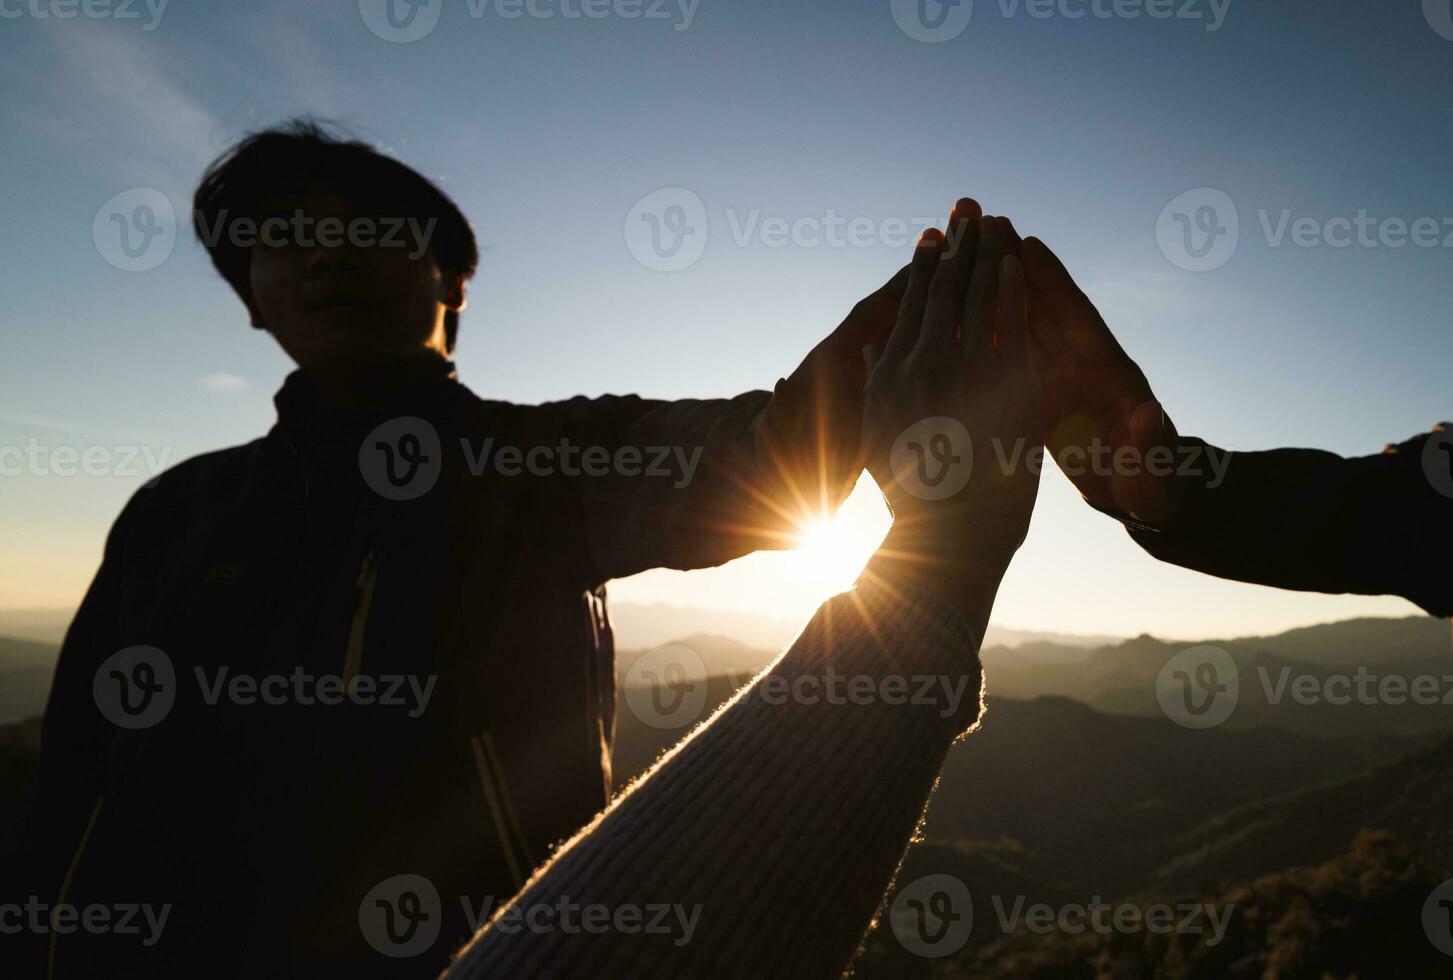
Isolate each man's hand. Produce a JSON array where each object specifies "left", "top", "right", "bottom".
[
  {"left": 1017, "top": 233, "right": 1184, "bottom": 523},
  {"left": 860, "top": 207, "right": 1043, "bottom": 618},
  {"left": 753, "top": 206, "right": 970, "bottom": 527}
]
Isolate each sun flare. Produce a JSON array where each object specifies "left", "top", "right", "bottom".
[{"left": 790, "top": 515, "right": 878, "bottom": 591}]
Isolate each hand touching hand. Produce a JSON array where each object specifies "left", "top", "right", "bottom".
[
  {"left": 752, "top": 262, "right": 917, "bottom": 523},
  {"left": 1018, "top": 235, "right": 1184, "bottom": 523},
  {"left": 860, "top": 205, "right": 1043, "bottom": 616}
]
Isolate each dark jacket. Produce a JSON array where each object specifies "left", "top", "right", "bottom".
[
  {"left": 2, "top": 358, "right": 808, "bottom": 978},
  {"left": 1119, "top": 428, "right": 1453, "bottom": 618}
]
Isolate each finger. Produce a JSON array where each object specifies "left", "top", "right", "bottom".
[
  {"left": 993, "top": 253, "right": 1030, "bottom": 366},
  {"left": 1001, "top": 215, "right": 1024, "bottom": 255},
  {"left": 950, "top": 196, "right": 982, "bottom": 226},
  {"left": 835, "top": 262, "right": 913, "bottom": 350},
  {"left": 917, "top": 215, "right": 978, "bottom": 350},
  {"left": 880, "top": 228, "right": 946, "bottom": 367},
  {"left": 962, "top": 216, "right": 1006, "bottom": 355}
]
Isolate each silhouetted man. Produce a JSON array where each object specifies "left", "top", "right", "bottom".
[{"left": 0, "top": 121, "right": 910, "bottom": 978}]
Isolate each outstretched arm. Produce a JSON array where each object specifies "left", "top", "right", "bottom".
[
  {"left": 1018, "top": 232, "right": 1453, "bottom": 617},
  {"left": 445, "top": 203, "right": 1043, "bottom": 979},
  {"left": 549, "top": 264, "right": 914, "bottom": 584}
]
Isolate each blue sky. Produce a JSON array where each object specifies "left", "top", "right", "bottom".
[{"left": 2, "top": 0, "right": 1450, "bottom": 638}]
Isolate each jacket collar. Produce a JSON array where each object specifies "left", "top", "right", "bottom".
[{"left": 271, "top": 356, "right": 461, "bottom": 458}]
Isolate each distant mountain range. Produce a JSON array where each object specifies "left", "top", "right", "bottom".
[
  {"left": 0, "top": 608, "right": 71, "bottom": 645},
  {"left": 0, "top": 636, "right": 59, "bottom": 726},
  {"left": 990, "top": 616, "right": 1453, "bottom": 738},
  {"left": 603, "top": 602, "right": 1123, "bottom": 654},
  {"left": 4, "top": 606, "right": 1451, "bottom": 976}
]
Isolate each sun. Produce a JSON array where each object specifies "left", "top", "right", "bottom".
[{"left": 790, "top": 514, "right": 879, "bottom": 590}]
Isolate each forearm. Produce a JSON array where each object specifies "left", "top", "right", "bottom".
[
  {"left": 1122, "top": 436, "right": 1453, "bottom": 616},
  {"left": 445, "top": 579, "right": 985, "bottom": 979},
  {"left": 573, "top": 390, "right": 804, "bottom": 580}
]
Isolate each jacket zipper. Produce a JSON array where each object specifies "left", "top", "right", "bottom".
[
  {"left": 47, "top": 795, "right": 104, "bottom": 980},
  {"left": 342, "top": 549, "right": 381, "bottom": 684},
  {"left": 470, "top": 731, "right": 535, "bottom": 891}
]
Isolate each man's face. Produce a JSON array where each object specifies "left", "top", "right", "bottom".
[{"left": 246, "top": 185, "right": 463, "bottom": 369}]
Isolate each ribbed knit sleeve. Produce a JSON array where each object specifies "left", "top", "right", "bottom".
[{"left": 444, "top": 580, "right": 984, "bottom": 979}]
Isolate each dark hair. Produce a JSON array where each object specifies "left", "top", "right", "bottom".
[{"left": 192, "top": 119, "right": 478, "bottom": 352}]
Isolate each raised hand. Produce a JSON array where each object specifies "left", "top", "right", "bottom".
[
  {"left": 1018, "top": 234, "right": 1184, "bottom": 523},
  {"left": 860, "top": 202, "right": 1043, "bottom": 619}
]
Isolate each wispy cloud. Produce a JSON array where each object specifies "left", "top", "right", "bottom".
[
  {"left": 199, "top": 372, "right": 250, "bottom": 393},
  {"left": 2, "top": 18, "right": 223, "bottom": 193}
]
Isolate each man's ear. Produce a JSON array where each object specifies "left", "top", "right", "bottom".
[{"left": 439, "top": 273, "right": 467, "bottom": 313}]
